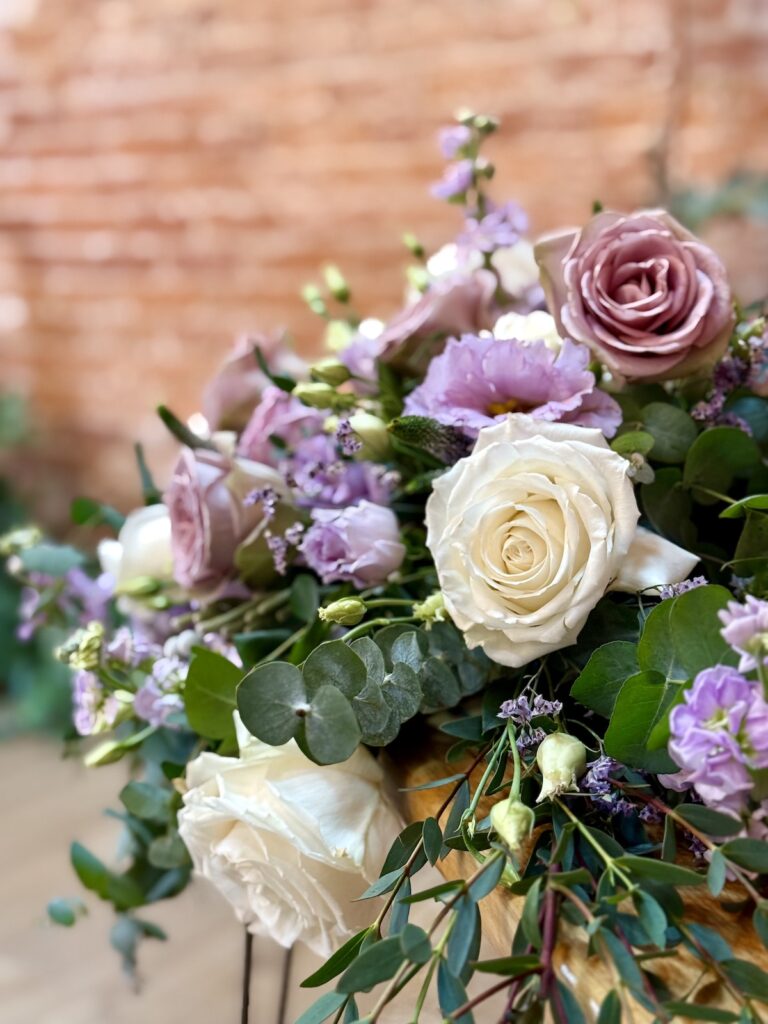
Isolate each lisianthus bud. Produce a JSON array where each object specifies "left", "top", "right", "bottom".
[
  {"left": 293, "top": 382, "right": 355, "bottom": 411},
  {"left": 311, "top": 358, "right": 351, "bottom": 387},
  {"left": 318, "top": 597, "right": 367, "bottom": 626},
  {"left": 324, "top": 319, "right": 355, "bottom": 352},
  {"left": 0, "top": 524, "right": 43, "bottom": 557},
  {"left": 55, "top": 621, "right": 105, "bottom": 671},
  {"left": 347, "top": 413, "right": 391, "bottom": 461},
  {"left": 535, "top": 733, "right": 587, "bottom": 803},
  {"left": 323, "top": 265, "right": 351, "bottom": 303},
  {"left": 413, "top": 592, "right": 447, "bottom": 628},
  {"left": 490, "top": 797, "right": 534, "bottom": 851}
]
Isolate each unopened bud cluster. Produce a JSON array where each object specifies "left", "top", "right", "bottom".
[{"left": 55, "top": 621, "right": 105, "bottom": 671}]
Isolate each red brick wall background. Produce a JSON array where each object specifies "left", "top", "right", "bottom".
[{"left": 1, "top": 0, "right": 768, "bottom": 528}]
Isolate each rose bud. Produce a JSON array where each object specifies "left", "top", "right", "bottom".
[{"left": 535, "top": 733, "right": 587, "bottom": 803}]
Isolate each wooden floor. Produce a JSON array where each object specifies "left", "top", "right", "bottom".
[{"left": 0, "top": 736, "right": 505, "bottom": 1024}]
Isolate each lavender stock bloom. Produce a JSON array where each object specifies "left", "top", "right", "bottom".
[
  {"left": 666, "top": 665, "right": 768, "bottom": 814},
  {"left": 456, "top": 201, "right": 528, "bottom": 254},
  {"left": 71, "top": 670, "right": 120, "bottom": 737},
  {"left": 439, "top": 125, "right": 473, "bottom": 159},
  {"left": 301, "top": 501, "right": 405, "bottom": 588},
  {"left": 431, "top": 160, "right": 474, "bottom": 201},
  {"left": 719, "top": 595, "right": 768, "bottom": 672},
  {"left": 404, "top": 333, "right": 622, "bottom": 439}
]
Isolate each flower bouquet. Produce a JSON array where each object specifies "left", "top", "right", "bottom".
[{"left": 7, "top": 112, "right": 768, "bottom": 1023}]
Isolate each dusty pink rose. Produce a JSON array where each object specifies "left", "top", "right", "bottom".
[
  {"left": 535, "top": 210, "right": 734, "bottom": 382},
  {"left": 377, "top": 270, "right": 498, "bottom": 376},
  {"left": 165, "top": 449, "right": 286, "bottom": 589},
  {"left": 202, "top": 333, "right": 307, "bottom": 431}
]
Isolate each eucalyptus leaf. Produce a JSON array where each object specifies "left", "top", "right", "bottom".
[
  {"left": 641, "top": 402, "right": 698, "bottom": 464},
  {"left": 237, "top": 661, "right": 307, "bottom": 745},
  {"left": 337, "top": 936, "right": 405, "bottom": 993},
  {"left": 184, "top": 648, "right": 242, "bottom": 741},
  {"left": 304, "top": 640, "right": 366, "bottom": 699},
  {"left": 304, "top": 685, "right": 361, "bottom": 764},
  {"left": 300, "top": 928, "right": 371, "bottom": 988},
  {"left": 571, "top": 641, "right": 639, "bottom": 717}
]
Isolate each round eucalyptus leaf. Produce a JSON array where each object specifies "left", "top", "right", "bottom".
[
  {"left": 350, "top": 637, "right": 387, "bottom": 685},
  {"left": 382, "top": 662, "right": 422, "bottom": 721},
  {"left": 304, "top": 640, "right": 366, "bottom": 699},
  {"left": 237, "top": 661, "right": 307, "bottom": 745},
  {"left": 641, "top": 402, "right": 698, "bottom": 464},
  {"left": 304, "top": 685, "right": 361, "bottom": 764}
]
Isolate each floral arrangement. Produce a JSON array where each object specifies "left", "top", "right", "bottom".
[{"left": 7, "top": 112, "right": 768, "bottom": 1023}]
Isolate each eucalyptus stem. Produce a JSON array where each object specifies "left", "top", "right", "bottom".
[
  {"left": 255, "top": 625, "right": 308, "bottom": 665},
  {"left": 555, "top": 799, "right": 636, "bottom": 891},
  {"left": 340, "top": 615, "right": 417, "bottom": 644}
]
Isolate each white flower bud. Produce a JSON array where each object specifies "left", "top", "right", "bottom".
[
  {"left": 490, "top": 797, "right": 534, "bottom": 851},
  {"left": 535, "top": 733, "right": 587, "bottom": 803},
  {"left": 318, "top": 598, "right": 367, "bottom": 626},
  {"left": 311, "top": 358, "right": 351, "bottom": 387},
  {"left": 412, "top": 592, "right": 447, "bottom": 628}
]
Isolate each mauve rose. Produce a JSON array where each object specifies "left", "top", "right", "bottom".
[
  {"left": 237, "top": 386, "right": 323, "bottom": 466},
  {"left": 535, "top": 210, "right": 734, "bottom": 382},
  {"left": 377, "top": 269, "right": 498, "bottom": 377},
  {"left": 165, "top": 449, "right": 286, "bottom": 589},
  {"left": 202, "top": 333, "right": 307, "bottom": 431}
]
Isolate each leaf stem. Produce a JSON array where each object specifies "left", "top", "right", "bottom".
[{"left": 340, "top": 616, "right": 417, "bottom": 644}]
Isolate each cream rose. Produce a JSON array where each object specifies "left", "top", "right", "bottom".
[
  {"left": 97, "top": 504, "right": 175, "bottom": 590},
  {"left": 425, "top": 416, "right": 699, "bottom": 667},
  {"left": 177, "top": 715, "right": 401, "bottom": 957}
]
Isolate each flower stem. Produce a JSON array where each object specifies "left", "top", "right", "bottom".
[
  {"left": 340, "top": 615, "right": 417, "bottom": 644},
  {"left": 240, "top": 929, "right": 253, "bottom": 1024}
]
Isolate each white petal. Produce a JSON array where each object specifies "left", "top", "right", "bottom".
[{"left": 612, "top": 526, "right": 699, "bottom": 594}]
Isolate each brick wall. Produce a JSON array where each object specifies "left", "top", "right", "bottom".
[{"left": 1, "top": 0, "right": 768, "bottom": 527}]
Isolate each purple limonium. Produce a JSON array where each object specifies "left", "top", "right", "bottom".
[
  {"left": 456, "top": 201, "right": 528, "bottom": 255},
  {"left": 659, "top": 575, "right": 708, "bottom": 600},
  {"left": 431, "top": 160, "right": 474, "bottom": 201},
  {"left": 286, "top": 435, "right": 394, "bottom": 509},
  {"left": 439, "top": 124, "right": 473, "bottom": 159},
  {"left": 237, "top": 386, "right": 323, "bottom": 466},
  {"left": 719, "top": 595, "right": 768, "bottom": 672},
  {"left": 404, "top": 333, "right": 622, "bottom": 439},
  {"left": 336, "top": 419, "right": 363, "bottom": 457},
  {"left": 301, "top": 501, "right": 405, "bottom": 588},
  {"left": 667, "top": 665, "right": 768, "bottom": 814},
  {"left": 498, "top": 694, "right": 563, "bottom": 724}
]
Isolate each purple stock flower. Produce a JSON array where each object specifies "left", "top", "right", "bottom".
[
  {"left": 667, "top": 665, "right": 768, "bottom": 814},
  {"left": 457, "top": 201, "right": 528, "bottom": 255},
  {"left": 719, "top": 596, "right": 768, "bottom": 672},
  {"left": 659, "top": 575, "right": 708, "bottom": 601},
  {"left": 431, "top": 160, "right": 474, "bottom": 201},
  {"left": 301, "top": 501, "right": 405, "bottom": 588},
  {"left": 237, "top": 386, "right": 323, "bottom": 465},
  {"left": 134, "top": 655, "right": 186, "bottom": 728},
  {"left": 71, "top": 670, "right": 120, "bottom": 737},
  {"left": 404, "top": 333, "right": 622, "bottom": 439},
  {"left": 439, "top": 125, "right": 472, "bottom": 159}
]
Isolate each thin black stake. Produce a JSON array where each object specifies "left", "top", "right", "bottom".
[
  {"left": 277, "top": 943, "right": 294, "bottom": 1024},
  {"left": 241, "top": 929, "right": 254, "bottom": 1024}
]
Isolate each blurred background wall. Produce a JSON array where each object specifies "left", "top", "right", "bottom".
[{"left": 1, "top": 0, "right": 768, "bottom": 530}]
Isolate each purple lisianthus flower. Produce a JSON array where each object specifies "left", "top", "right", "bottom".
[
  {"left": 237, "top": 386, "right": 323, "bottom": 465},
  {"left": 431, "top": 159, "right": 474, "bottom": 201},
  {"left": 404, "top": 333, "right": 622, "bottom": 439},
  {"left": 719, "top": 596, "right": 768, "bottom": 672},
  {"left": 457, "top": 201, "right": 528, "bottom": 255},
  {"left": 439, "top": 124, "right": 473, "bottom": 159},
  {"left": 667, "top": 665, "right": 768, "bottom": 814},
  {"left": 301, "top": 501, "right": 405, "bottom": 588}
]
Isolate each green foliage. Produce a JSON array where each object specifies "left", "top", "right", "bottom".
[{"left": 183, "top": 649, "right": 243, "bottom": 742}]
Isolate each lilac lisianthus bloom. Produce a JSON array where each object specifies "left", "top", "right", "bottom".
[
  {"left": 431, "top": 159, "right": 474, "bottom": 201},
  {"left": 237, "top": 386, "right": 324, "bottom": 466},
  {"left": 301, "top": 501, "right": 405, "bottom": 588},
  {"left": 404, "top": 332, "right": 621, "bottom": 439},
  {"left": 719, "top": 596, "right": 768, "bottom": 672},
  {"left": 666, "top": 665, "right": 768, "bottom": 813}
]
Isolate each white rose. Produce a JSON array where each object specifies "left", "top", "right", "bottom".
[
  {"left": 177, "top": 715, "right": 402, "bottom": 957},
  {"left": 492, "top": 310, "right": 563, "bottom": 351},
  {"left": 426, "top": 416, "right": 699, "bottom": 667},
  {"left": 98, "top": 504, "right": 174, "bottom": 590}
]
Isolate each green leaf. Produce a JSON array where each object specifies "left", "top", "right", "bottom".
[
  {"left": 468, "top": 853, "right": 505, "bottom": 901},
  {"left": 134, "top": 442, "right": 162, "bottom": 504},
  {"left": 147, "top": 833, "right": 191, "bottom": 870},
  {"left": 290, "top": 574, "right": 320, "bottom": 622},
  {"left": 399, "top": 773, "right": 466, "bottom": 793},
  {"left": 611, "top": 430, "right": 655, "bottom": 456},
  {"left": 402, "top": 880, "right": 463, "bottom": 904},
  {"left": 521, "top": 877, "right": 543, "bottom": 950},
  {"left": 720, "top": 838, "right": 768, "bottom": 873},
  {"left": 380, "top": 821, "right": 424, "bottom": 874},
  {"left": 633, "top": 890, "right": 667, "bottom": 948},
  {"left": 663, "top": 1004, "right": 738, "bottom": 1022},
  {"left": 304, "top": 685, "right": 361, "bottom": 764},
  {"left": 294, "top": 992, "right": 348, "bottom": 1024},
  {"left": 604, "top": 670, "right": 679, "bottom": 772},
  {"left": 720, "top": 494, "right": 768, "bottom": 519},
  {"left": 356, "top": 868, "right": 403, "bottom": 902},
  {"left": 184, "top": 648, "right": 242, "bottom": 741},
  {"left": 119, "top": 781, "right": 173, "bottom": 824},
  {"left": 156, "top": 404, "right": 217, "bottom": 450},
  {"left": 300, "top": 928, "right": 372, "bottom": 988},
  {"left": 753, "top": 904, "right": 768, "bottom": 949},
  {"left": 399, "top": 923, "right": 431, "bottom": 965},
  {"left": 447, "top": 898, "right": 479, "bottom": 980},
  {"left": 472, "top": 953, "right": 541, "bottom": 975},
  {"left": 47, "top": 897, "right": 86, "bottom": 928},
  {"left": 614, "top": 855, "right": 704, "bottom": 886},
  {"left": 437, "top": 961, "right": 471, "bottom": 1022},
  {"left": 337, "top": 936, "right": 405, "bottom": 993},
  {"left": 254, "top": 343, "right": 296, "bottom": 393},
  {"left": 683, "top": 426, "right": 761, "bottom": 501},
  {"left": 70, "top": 497, "right": 125, "bottom": 531},
  {"left": 304, "top": 640, "right": 366, "bottom": 699},
  {"left": 237, "top": 661, "right": 307, "bottom": 745},
  {"left": 668, "top": 585, "right": 738, "bottom": 676},
  {"left": 721, "top": 958, "right": 768, "bottom": 1002},
  {"left": 735, "top": 509, "right": 768, "bottom": 574},
  {"left": 19, "top": 543, "right": 85, "bottom": 577},
  {"left": 596, "top": 990, "right": 622, "bottom": 1024},
  {"left": 423, "top": 817, "right": 443, "bottom": 866},
  {"left": 641, "top": 467, "right": 696, "bottom": 548},
  {"left": 571, "top": 641, "right": 639, "bottom": 717},
  {"left": 637, "top": 600, "right": 687, "bottom": 682},
  {"left": 349, "top": 637, "right": 386, "bottom": 685},
  {"left": 676, "top": 805, "right": 742, "bottom": 838},
  {"left": 708, "top": 849, "right": 727, "bottom": 898},
  {"left": 352, "top": 679, "right": 397, "bottom": 744},
  {"left": 641, "top": 402, "right": 698, "bottom": 464},
  {"left": 234, "top": 629, "right": 292, "bottom": 668}
]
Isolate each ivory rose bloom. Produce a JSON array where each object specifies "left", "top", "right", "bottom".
[
  {"left": 425, "top": 416, "right": 698, "bottom": 667},
  {"left": 97, "top": 504, "right": 174, "bottom": 590},
  {"left": 535, "top": 209, "right": 734, "bottom": 382},
  {"left": 177, "top": 716, "right": 401, "bottom": 956}
]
